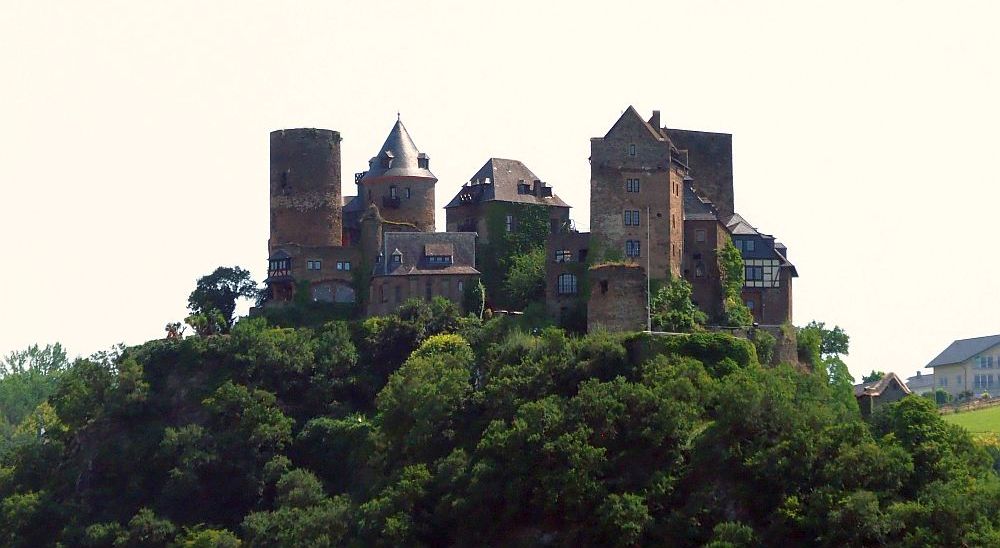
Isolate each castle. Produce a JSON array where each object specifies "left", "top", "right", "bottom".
[{"left": 263, "top": 108, "right": 797, "bottom": 330}]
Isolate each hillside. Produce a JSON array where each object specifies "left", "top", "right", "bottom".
[
  {"left": 2, "top": 300, "right": 1000, "bottom": 546},
  {"left": 943, "top": 405, "right": 1000, "bottom": 436}
]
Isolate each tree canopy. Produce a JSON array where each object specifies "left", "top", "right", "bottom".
[
  {"left": 2, "top": 305, "right": 998, "bottom": 545},
  {"left": 187, "top": 266, "right": 258, "bottom": 333}
]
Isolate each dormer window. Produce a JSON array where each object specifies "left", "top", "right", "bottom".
[
  {"left": 517, "top": 180, "right": 530, "bottom": 194},
  {"left": 418, "top": 154, "right": 429, "bottom": 169},
  {"left": 268, "top": 256, "right": 291, "bottom": 276},
  {"left": 427, "top": 255, "right": 453, "bottom": 265},
  {"left": 390, "top": 250, "right": 402, "bottom": 265}
]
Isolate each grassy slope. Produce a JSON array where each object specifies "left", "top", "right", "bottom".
[{"left": 943, "top": 404, "right": 1000, "bottom": 434}]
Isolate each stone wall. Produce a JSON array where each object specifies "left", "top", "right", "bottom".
[
  {"left": 269, "top": 128, "right": 343, "bottom": 250},
  {"left": 368, "top": 274, "right": 479, "bottom": 316},
  {"left": 683, "top": 218, "right": 726, "bottom": 321},
  {"left": 358, "top": 176, "right": 436, "bottom": 232},
  {"left": 587, "top": 264, "right": 647, "bottom": 333},
  {"left": 590, "top": 110, "right": 683, "bottom": 282},
  {"left": 545, "top": 231, "right": 591, "bottom": 320},
  {"left": 667, "top": 129, "right": 734, "bottom": 218}
]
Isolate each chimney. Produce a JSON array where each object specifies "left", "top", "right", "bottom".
[{"left": 650, "top": 110, "right": 661, "bottom": 129}]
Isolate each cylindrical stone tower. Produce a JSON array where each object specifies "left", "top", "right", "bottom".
[
  {"left": 357, "top": 118, "right": 437, "bottom": 232},
  {"left": 269, "top": 128, "right": 343, "bottom": 251}
]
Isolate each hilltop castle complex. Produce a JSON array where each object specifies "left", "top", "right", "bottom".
[{"left": 263, "top": 108, "right": 797, "bottom": 330}]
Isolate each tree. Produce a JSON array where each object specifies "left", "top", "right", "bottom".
[
  {"left": 187, "top": 266, "right": 258, "bottom": 332},
  {"left": 503, "top": 248, "right": 546, "bottom": 311},
  {"left": 862, "top": 370, "right": 885, "bottom": 384},
  {"left": 462, "top": 279, "right": 486, "bottom": 319},
  {"left": 719, "top": 238, "right": 752, "bottom": 327},
  {"left": 650, "top": 278, "right": 707, "bottom": 333},
  {"left": 0, "top": 343, "right": 69, "bottom": 436}
]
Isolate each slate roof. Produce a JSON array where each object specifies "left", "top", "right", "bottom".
[
  {"left": 854, "top": 372, "right": 912, "bottom": 398},
  {"left": 683, "top": 184, "right": 719, "bottom": 221},
  {"left": 376, "top": 232, "right": 479, "bottom": 277},
  {"left": 926, "top": 335, "right": 1000, "bottom": 368},
  {"left": 360, "top": 118, "right": 436, "bottom": 182},
  {"left": 722, "top": 212, "right": 799, "bottom": 277},
  {"left": 444, "top": 158, "right": 569, "bottom": 209}
]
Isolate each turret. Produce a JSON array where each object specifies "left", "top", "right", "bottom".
[
  {"left": 356, "top": 117, "right": 437, "bottom": 232},
  {"left": 269, "top": 128, "right": 343, "bottom": 251}
]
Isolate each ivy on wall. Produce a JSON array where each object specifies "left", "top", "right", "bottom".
[{"left": 477, "top": 202, "right": 551, "bottom": 309}]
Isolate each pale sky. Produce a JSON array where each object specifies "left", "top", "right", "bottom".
[{"left": 2, "top": 1, "right": 998, "bottom": 382}]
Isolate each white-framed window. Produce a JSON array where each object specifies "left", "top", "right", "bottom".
[
  {"left": 626, "top": 178, "right": 640, "bottom": 192},
  {"left": 625, "top": 240, "right": 641, "bottom": 257},
  {"left": 939, "top": 376, "right": 948, "bottom": 387},
  {"left": 390, "top": 252, "right": 402, "bottom": 265},
  {"left": 505, "top": 214, "right": 514, "bottom": 232},
  {"left": 336, "top": 261, "right": 351, "bottom": 271},
  {"left": 405, "top": 187, "right": 411, "bottom": 199},
  {"left": 555, "top": 249, "right": 572, "bottom": 263},
  {"left": 624, "top": 209, "right": 640, "bottom": 226},
  {"left": 745, "top": 266, "right": 764, "bottom": 281},
  {"left": 307, "top": 260, "right": 322, "bottom": 270},
  {"left": 557, "top": 273, "right": 578, "bottom": 295}
]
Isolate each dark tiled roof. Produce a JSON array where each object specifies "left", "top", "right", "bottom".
[
  {"left": 377, "top": 232, "right": 479, "bottom": 277},
  {"left": 926, "top": 335, "right": 1000, "bottom": 367},
  {"left": 360, "top": 119, "right": 436, "bottom": 182},
  {"left": 683, "top": 185, "right": 719, "bottom": 221},
  {"left": 723, "top": 212, "right": 799, "bottom": 277},
  {"left": 444, "top": 158, "right": 569, "bottom": 209},
  {"left": 854, "top": 372, "right": 912, "bottom": 398}
]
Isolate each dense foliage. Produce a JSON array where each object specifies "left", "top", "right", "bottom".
[
  {"left": 477, "top": 202, "right": 551, "bottom": 310},
  {"left": 2, "top": 303, "right": 999, "bottom": 546},
  {"left": 719, "top": 237, "right": 753, "bottom": 327}
]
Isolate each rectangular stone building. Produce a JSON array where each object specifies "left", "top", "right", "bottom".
[{"left": 368, "top": 231, "right": 480, "bottom": 316}]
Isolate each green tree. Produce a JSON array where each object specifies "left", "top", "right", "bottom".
[
  {"left": 719, "top": 237, "right": 752, "bottom": 327},
  {"left": 0, "top": 343, "right": 69, "bottom": 447},
  {"left": 187, "top": 266, "right": 258, "bottom": 333},
  {"left": 650, "top": 277, "right": 707, "bottom": 332},
  {"left": 503, "top": 248, "right": 546, "bottom": 311},
  {"left": 462, "top": 279, "right": 486, "bottom": 319},
  {"left": 862, "top": 370, "right": 885, "bottom": 384}
]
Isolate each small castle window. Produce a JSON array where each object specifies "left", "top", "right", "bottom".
[
  {"left": 505, "top": 214, "right": 514, "bottom": 232},
  {"left": 458, "top": 281, "right": 464, "bottom": 293},
  {"left": 307, "top": 260, "right": 322, "bottom": 271},
  {"left": 336, "top": 261, "right": 351, "bottom": 271},
  {"left": 695, "top": 262, "right": 705, "bottom": 278},
  {"left": 624, "top": 210, "right": 640, "bottom": 226},
  {"left": 557, "top": 273, "right": 578, "bottom": 295},
  {"left": 418, "top": 156, "right": 429, "bottom": 169},
  {"left": 554, "top": 250, "right": 572, "bottom": 263},
  {"left": 629, "top": 144, "right": 636, "bottom": 156},
  {"left": 600, "top": 280, "right": 609, "bottom": 294},
  {"left": 390, "top": 186, "right": 397, "bottom": 198},
  {"left": 391, "top": 252, "right": 402, "bottom": 265},
  {"left": 626, "top": 178, "right": 640, "bottom": 192},
  {"left": 695, "top": 229, "right": 706, "bottom": 243},
  {"left": 405, "top": 187, "right": 411, "bottom": 199},
  {"left": 625, "top": 240, "right": 641, "bottom": 257}
]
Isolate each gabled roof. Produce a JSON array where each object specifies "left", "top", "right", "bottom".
[
  {"left": 603, "top": 105, "right": 670, "bottom": 143},
  {"left": 360, "top": 118, "right": 436, "bottom": 182},
  {"left": 926, "top": 335, "right": 1000, "bottom": 368},
  {"left": 444, "top": 158, "right": 569, "bottom": 209},
  {"left": 722, "top": 212, "right": 798, "bottom": 276},
  {"left": 854, "top": 372, "right": 912, "bottom": 398}
]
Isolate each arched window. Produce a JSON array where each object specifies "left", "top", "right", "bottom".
[{"left": 557, "top": 273, "right": 577, "bottom": 295}]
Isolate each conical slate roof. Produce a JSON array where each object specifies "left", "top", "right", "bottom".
[{"left": 361, "top": 118, "right": 436, "bottom": 181}]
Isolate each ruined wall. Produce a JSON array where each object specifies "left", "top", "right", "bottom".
[
  {"left": 587, "top": 264, "right": 647, "bottom": 333},
  {"left": 269, "top": 129, "right": 343, "bottom": 250}
]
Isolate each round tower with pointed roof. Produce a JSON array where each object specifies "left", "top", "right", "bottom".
[{"left": 357, "top": 117, "right": 437, "bottom": 232}]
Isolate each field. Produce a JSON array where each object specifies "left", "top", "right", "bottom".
[{"left": 943, "top": 404, "right": 1000, "bottom": 436}]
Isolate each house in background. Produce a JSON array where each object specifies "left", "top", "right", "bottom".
[
  {"left": 855, "top": 372, "right": 912, "bottom": 416},
  {"left": 906, "top": 371, "right": 935, "bottom": 395},
  {"left": 925, "top": 334, "right": 1000, "bottom": 399}
]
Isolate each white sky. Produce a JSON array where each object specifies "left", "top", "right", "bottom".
[{"left": 1, "top": 1, "right": 998, "bottom": 382}]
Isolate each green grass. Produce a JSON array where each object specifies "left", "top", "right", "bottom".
[{"left": 942, "top": 404, "right": 1000, "bottom": 435}]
